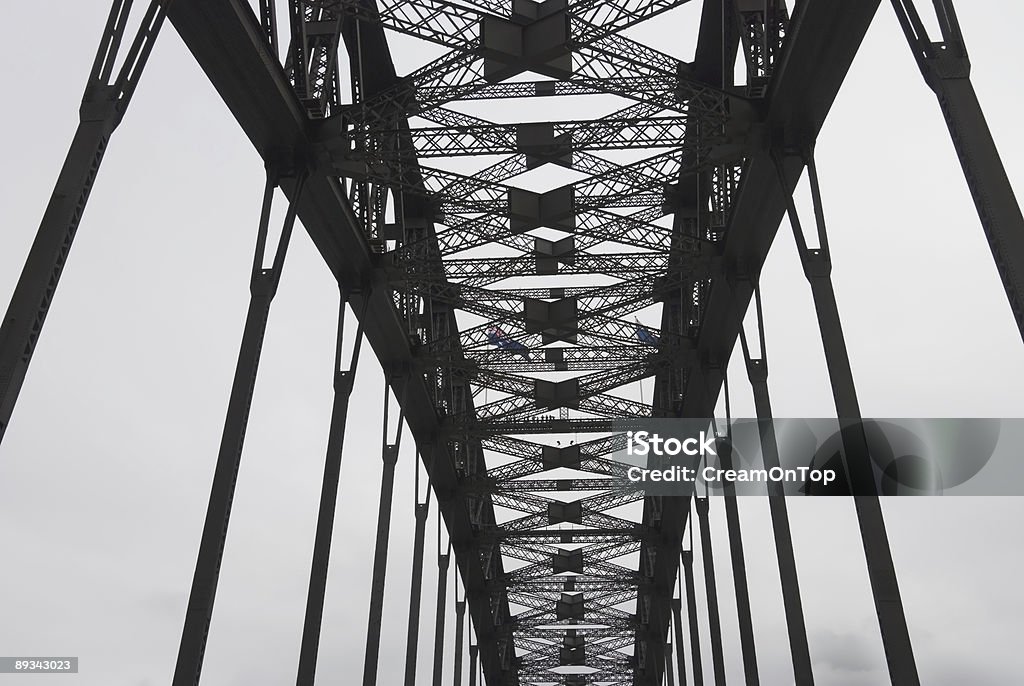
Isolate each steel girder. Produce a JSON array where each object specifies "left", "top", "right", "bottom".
[
  {"left": 321, "top": 0, "right": 748, "bottom": 682},
  {"left": 166, "top": 2, "right": 512, "bottom": 682},
  {"left": 642, "top": 0, "right": 886, "bottom": 682},
  {"left": 164, "top": 1, "right": 884, "bottom": 685}
]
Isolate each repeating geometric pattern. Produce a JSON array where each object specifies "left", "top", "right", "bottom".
[{"left": 289, "top": 1, "right": 787, "bottom": 682}]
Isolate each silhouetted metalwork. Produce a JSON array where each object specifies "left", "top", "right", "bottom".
[
  {"left": 2, "top": 0, "right": 1021, "bottom": 685},
  {"left": 739, "top": 285, "right": 814, "bottom": 685},
  {"left": 0, "top": 0, "right": 170, "bottom": 443},
  {"left": 174, "top": 163, "right": 308, "bottom": 686},
  {"left": 298, "top": 288, "right": 367, "bottom": 685},
  {"left": 892, "top": 0, "right": 1024, "bottom": 344}
]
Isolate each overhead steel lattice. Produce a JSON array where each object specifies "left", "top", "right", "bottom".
[
  {"left": 5, "top": 0, "right": 1023, "bottom": 685},
  {"left": 311, "top": 0, "right": 757, "bottom": 683}
]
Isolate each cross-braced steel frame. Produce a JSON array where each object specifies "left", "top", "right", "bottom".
[{"left": 1, "top": 1, "right": 1021, "bottom": 685}]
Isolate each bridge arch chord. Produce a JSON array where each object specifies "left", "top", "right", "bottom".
[{"left": 7, "top": 0, "right": 1020, "bottom": 685}]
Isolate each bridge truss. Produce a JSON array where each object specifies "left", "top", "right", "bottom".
[{"left": 1, "top": 0, "right": 1021, "bottom": 685}]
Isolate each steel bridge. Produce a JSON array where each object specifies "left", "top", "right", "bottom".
[{"left": 1, "top": 0, "right": 1021, "bottom": 684}]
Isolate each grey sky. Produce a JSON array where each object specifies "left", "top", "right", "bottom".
[{"left": 1, "top": 1, "right": 1022, "bottom": 684}]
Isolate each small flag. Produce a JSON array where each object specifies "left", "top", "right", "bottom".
[
  {"left": 635, "top": 320, "right": 659, "bottom": 346},
  {"left": 487, "top": 327, "right": 530, "bottom": 359}
]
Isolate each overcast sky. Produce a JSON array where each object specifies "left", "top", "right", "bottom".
[{"left": 1, "top": 1, "right": 1022, "bottom": 685}]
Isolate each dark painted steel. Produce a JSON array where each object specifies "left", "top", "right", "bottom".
[
  {"left": 777, "top": 152, "right": 920, "bottom": 686},
  {"left": 159, "top": 2, "right": 886, "bottom": 681},
  {"left": 403, "top": 501, "right": 430, "bottom": 686},
  {"left": 737, "top": 285, "right": 814, "bottom": 686},
  {"left": 431, "top": 552, "right": 450, "bottom": 686},
  {"left": 362, "top": 377, "right": 406, "bottom": 686},
  {"left": 453, "top": 599, "right": 466, "bottom": 686},
  {"left": 671, "top": 602, "right": 688, "bottom": 686},
  {"left": 644, "top": 1, "right": 736, "bottom": 670},
  {"left": 893, "top": 0, "right": 1024, "bottom": 343},
  {"left": 21, "top": 0, "right": 997, "bottom": 682},
  {"left": 681, "top": 549, "right": 705, "bottom": 686},
  {"left": 654, "top": 8, "right": 884, "bottom": 678},
  {"left": 158, "top": 2, "right": 510, "bottom": 674},
  {"left": 671, "top": 599, "right": 688, "bottom": 686},
  {"left": 296, "top": 291, "right": 366, "bottom": 686},
  {"left": 695, "top": 497, "right": 727, "bottom": 685},
  {"left": 0, "top": 0, "right": 171, "bottom": 445},
  {"left": 174, "top": 169, "right": 307, "bottom": 685},
  {"left": 257, "top": 0, "right": 278, "bottom": 57},
  {"left": 716, "top": 432, "right": 759, "bottom": 685}
]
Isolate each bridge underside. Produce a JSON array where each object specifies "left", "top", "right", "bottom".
[
  {"left": 163, "top": 0, "right": 880, "bottom": 684},
  {"left": 9, "top": 0, "right": 1024, "bottom": 682}
]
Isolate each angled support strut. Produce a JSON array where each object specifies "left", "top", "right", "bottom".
[
  {"left": 712, "top": 380, "right": 759, "bottom": 686},
  {"left": 174, "top": 164, "right": 308, "bottom": 685},
  {"left": 453, "top": 593, "right": 466, "bottom": 686},
  {"left": 403, "top": 487, "right": 431, "bottom": 685},
  {"left": 671, "top": 598, "right": 687, "bottom": 686},
  {"left": 774, "top": 149, "right": 920, "bottom": 686},
  {"left": 665, "top": 640, "right": 675, "bottom": 686},
  {"left": 0, "top": 0, "right": 172, "bottom": 446},
  {"left": 432, "top": 547, "right": 451, "bottom": 686},
  {"left": 892, "top": 0, "right": 1024, "bottom": 344},
  {"left": 736, "top": 283, "right": 814, "bottom": 686},
  {"left": 362, "top": 372, "right": 408, "bottom": 686},
  {"left": 681, "top": 545, "right": 704, "bottom": 686},
  {"left": 695, "top": 496, "right": 727, "bottom": 686},
  {"left": 296, "top": 288, "right": 369, "bottom": 686}
]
